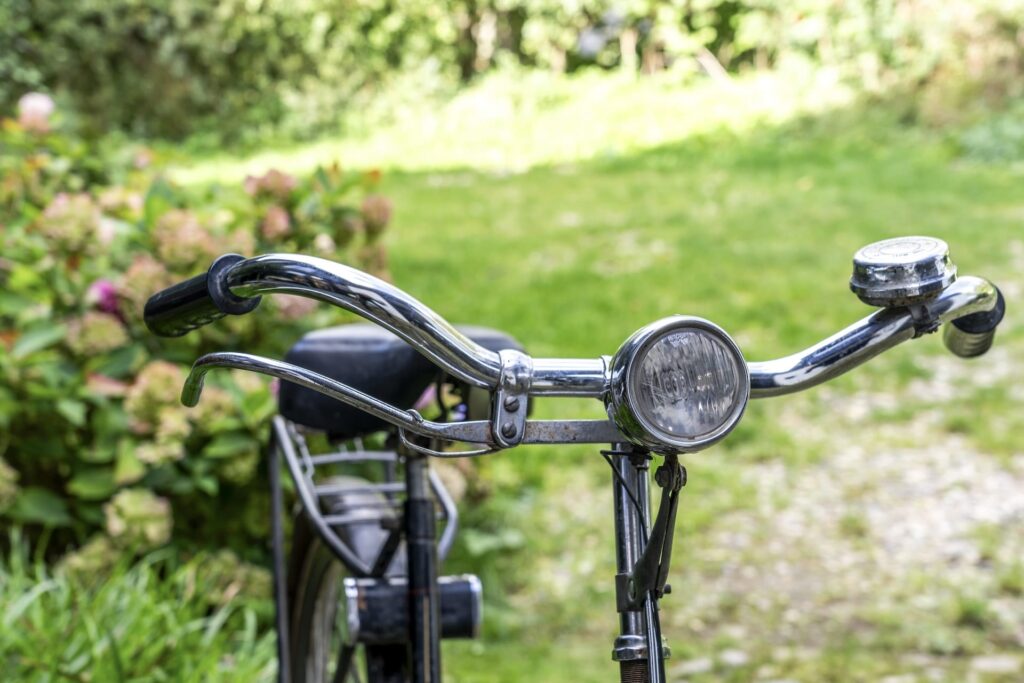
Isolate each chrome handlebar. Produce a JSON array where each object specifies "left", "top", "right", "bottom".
[
  {"left": 212, "top": 253, "right": 1002, "bottom": 399},
  {"left": 148, "top": 244, "right": 1003, "bottom": 451},
  {"left": 222, "top": 254, "right": 613, "bottom": 396},
  {"left": 748, "top": 275, "right": 1000, "bottom": 397},
  {"left": 224, "top": 255, "right": 505, "bottom": 389}
]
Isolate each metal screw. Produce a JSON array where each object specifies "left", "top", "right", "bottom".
[
  {"left": 503, "top": 396, "right": 520, "bottom": 412},
  {"left": 655, "top": 464, "right": 671, "bottom": 488},
  {"left": 501, "top": 421, "right": 517, "bottom": 439}
]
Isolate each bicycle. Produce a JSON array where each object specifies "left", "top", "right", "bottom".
[{"left": 144, "top": 236, "right": 1005, "bottom": 683}]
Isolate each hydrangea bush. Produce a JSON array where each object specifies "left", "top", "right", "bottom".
[{"left": 0, "top": 95, "right": 393, "bottom": 574}]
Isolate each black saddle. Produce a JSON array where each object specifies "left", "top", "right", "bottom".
[{"left": 278, "top": 324, "right": 524, "bottom": 438}]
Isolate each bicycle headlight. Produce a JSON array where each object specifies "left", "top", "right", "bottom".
[{"left": 607, "top": 316, "right": 749, "bottom": 454}]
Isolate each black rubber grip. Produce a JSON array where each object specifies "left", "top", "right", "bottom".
[{"left": 144, "top": 254, "right": 261, "bottom": 337}]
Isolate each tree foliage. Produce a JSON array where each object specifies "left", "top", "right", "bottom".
[{"left": 3, "top": 0, "right": 1022, "bottom": 140}]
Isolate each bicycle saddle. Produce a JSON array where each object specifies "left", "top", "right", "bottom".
[{"left": 279, "top": 323, "right": 524, "bottom": 438}]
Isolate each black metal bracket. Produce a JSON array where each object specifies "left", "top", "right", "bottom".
[{"left": 620, "top": 454, "right": 685, "bottom": 611}]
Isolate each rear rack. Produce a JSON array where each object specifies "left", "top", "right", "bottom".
[{"left": 271, "top": 416, "right": 458, "bottom": 577}]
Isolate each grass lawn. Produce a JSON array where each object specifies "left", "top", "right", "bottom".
[
  {"left": 7, "top": 70, "right": 1022, "bottom": 681},
  {"left": 377, "top": 88, "right": 1024, "bottom": 681}
]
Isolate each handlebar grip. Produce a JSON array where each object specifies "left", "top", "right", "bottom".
[
  {"left": 144, "top": 254, "right": 261, "bottom": 337},
  {"left": 943, "top": 286, "right": 1005, "bottom": 358}
]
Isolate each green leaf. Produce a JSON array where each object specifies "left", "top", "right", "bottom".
[
  {"left": 18, "top": 433, "right": 66, "bottom": 461},
  {"left": 195, "top": 475, "right": 219, "bottom": 496},
  {"left": 90, "top": 344, "right": 144, "bottom": 378},
  {"left": 461, "top": 527, "right": 526, "bottom": 557},
  {"left": 143, "top": 178, "right": 179, "bottom": 227},
  {"left": 0, "top": 292, "right": 33, "bottom": 316},
  {"left": 241, "top": 390, "right": 274, "bottom": 424},
  {"left": 114, "top": 444, "right": 145, "bottom": 486},
  {"left": 12, "top": 324, "right": 67, "bottom": 359},
  {"left": 92, "top": 406, "right": 131, "bottom": 439},
  {"left": 202, "top": 433, "right": 256, "bottom": 459},
  {"left": 7, "top": 488, "right": 72, "bottom": 527},
  {"left": 68, "top": 469, "right": 117, "bottom": 501},
  {"left": 57, "top": 399, "right": 87, "bottom": 427}
]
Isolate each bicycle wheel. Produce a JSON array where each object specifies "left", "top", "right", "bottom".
[{"left": 288, "top": 476, "right": 408, "bottom": 683}]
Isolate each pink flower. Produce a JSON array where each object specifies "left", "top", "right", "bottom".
[
  {"left": 17, "top": 93, "right": 55, "bottom": 134},
  {"left": 151, "top": 209, "right": 217, "bottom": 269},
  {"left": 133, "top": 148, "right": 153, "bottom": 170},
  {"left": 86, "top": 374, "right": 129, "bottom": 397},
  {"left": 275, "top": 295, "right": 318, "bottom": 321},
  {"left": 243, "top": 169, "right": 297, "bottom": 201},
  {"left": 98, "top": 187, "right": 144, "bottom": 218},
  {"left": 87, "top": 279, "right": 120, "bottom": 316},
  {"left": 38, "top": 193, "right": 100, "bottom": 253},
  {"left": 261, "top": 205, "right": 291, "bottom": 240}
]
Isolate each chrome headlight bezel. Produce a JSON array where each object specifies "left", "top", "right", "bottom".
[{"left": 606, "top": 316, "right": 750, "bottom": 454}]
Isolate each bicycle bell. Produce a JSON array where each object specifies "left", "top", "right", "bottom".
[{"left": 849, "top": 236, "right": 957, "bottom": 307}]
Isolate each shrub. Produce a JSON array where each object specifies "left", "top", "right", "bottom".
[
  {"left": 6, "top": 1, "right": 1022, "bottom": 142},
  {"left": 0, "top": 96, "right": 393, "bottom": 564}
]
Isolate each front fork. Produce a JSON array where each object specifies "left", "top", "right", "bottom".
[
  {"left": 609, "top": 445, "right": 681, "bottom": 683},
  {"left": 405, "top": 451, "right": 442, "bottom": 683}
]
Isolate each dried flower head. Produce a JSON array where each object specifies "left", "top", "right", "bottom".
[
  {"left": 125, "top": 361, "right": 185, "bottom": 432},
  {"left": 152, "top": 209, "right": 218, "bottom": 270},
  {"left": 190, "top": 386, "right": 235, "bottom": 432},
  {"left": 119, "top": 255, "right": 171, "bottom": 319},
  {"left": 67, "top": 311, "right": 129, "bottom": 356},
  {"left": 220, "top": 228, "right": 255, "bottom": 257},
  {"left": 98, "top": 186, "right": 143, "bottom": 219},
  {"left": 104, "top": 488, "right": 172, "bottom": 550},
  {"left": 326, "top": 212, "right": 359, "bottom": 249},
  {"left": 194, "top": 550, "right": 272, "bottom": 606},
  {"left": 361, "top": 194, "right": 393, "bottom": 237},
  {"left": 58, "top": 535, "right": 117, "bottom": 581},
  {"left": 37, "top": 193, "right": 100, "bottom": 253},
  {"left": 261, "top": 205, "right": 291, "bottom": 240},
  {"left": 243, "top": 169, "right": 297, "bottom": 201},
  {"left": 219, "top": 450, "right": 259, "bottom": 486},
  {"left": 275, "top": 294, "right": 318, "bottom": 321}
]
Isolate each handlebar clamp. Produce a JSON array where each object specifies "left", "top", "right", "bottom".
[{"left": 492, "top": 349, "right": 533, "bottom": 448}]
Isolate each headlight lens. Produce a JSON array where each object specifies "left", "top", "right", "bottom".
[{"left": 608, "top": 317, "right": 749, "bottom": 453}]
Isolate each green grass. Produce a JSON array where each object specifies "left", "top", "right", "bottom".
[
  {"left": 11, "top": 69, "right": 1024, "bottom": 681},
  {"left": 0, "top": 538, "right": 277, "bottom": 681},
  {"left": 169, "top": 67, "right": 857, "bottom": 184}
]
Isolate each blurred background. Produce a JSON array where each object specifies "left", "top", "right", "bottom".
[{"left": 1, "top": 1, "right": 1022, "bottom": 681}]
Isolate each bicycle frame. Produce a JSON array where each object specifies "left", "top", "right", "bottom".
[{"left": 269, "top": 424, "right": 674, "bottom": 683}]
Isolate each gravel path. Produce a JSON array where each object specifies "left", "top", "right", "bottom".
[{"left": 668, "top": 397, "right": 1024, "bottom": 681}]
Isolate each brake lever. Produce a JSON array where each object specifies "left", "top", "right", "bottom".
[{"left": 183, "top": 352, "right": 627, "bottom": 450}]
